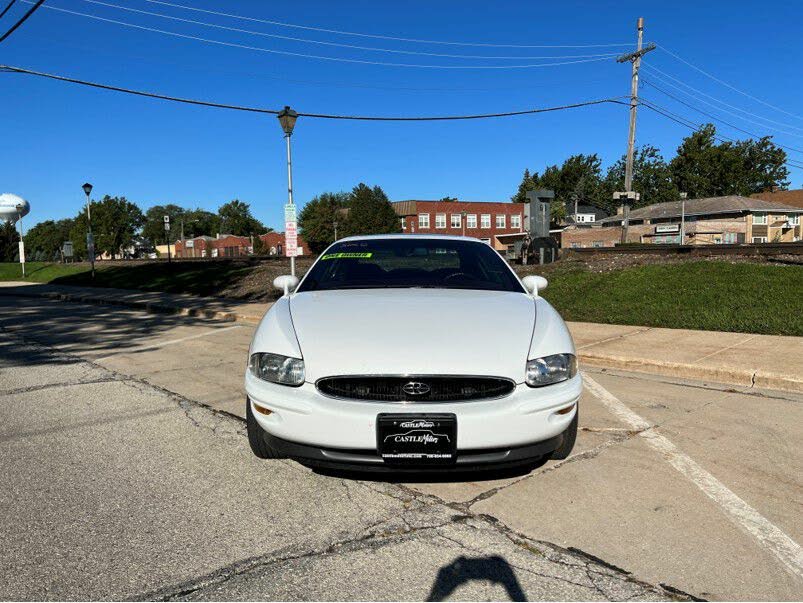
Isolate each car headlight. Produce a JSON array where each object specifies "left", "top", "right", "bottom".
[
  {"left": 525, "top": 353, "right": 577, "bottom": 387},
  {"left": 249, "top": 352, "right": 305, "bottom": 386}
]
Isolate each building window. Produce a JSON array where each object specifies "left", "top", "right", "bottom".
[
  {"left": 723, "top": 232, "right": 737, "bottom": 244},
  {"left": 752, "top": 236, "right": 768, "bottom": 243},
  {"left": 467, "top": 214, "right": 477, "bottom": 228},
  {"left": 592, "top": 241, "right": 603, "bottom": 248},
  {"left": 401, "top": 217, "right": 406, "bottom": 229},
  {"left": 570, "top": 242, "right": 580, "bottom": 248},
  {"left": 753, "top": 212, "right": 767, "bottom": 225},
  {"left": 495, "top": 215, "right": 506, "bottom": 228},
  {"left": 511, "top": 215, "right": 521, "bottom": 229},
  {"left": 435, "top": 213, "right": 446, "bottom": 229},
  {"left": 418, "top": 213, "right": 430, "bottom": 229},
  {"left": 789, "top": 214, "right": 800, "bottom": 226},
  {"left": 451, "top": 214, "right": 461, "bottom": 228},
  {"left": 480, "top": 214, "right": 491, "bottom": 228}
]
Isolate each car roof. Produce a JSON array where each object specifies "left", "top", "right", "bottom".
[{"left": 337, "top": 234, "right": 484, "bottom": 243}]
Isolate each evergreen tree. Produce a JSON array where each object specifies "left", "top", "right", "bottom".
[
  {"left": 298, "top": 191, "right": 349, "bottom": 253},
  {"left": 344, "top": 184, "right": 401, "bottom": 237}
]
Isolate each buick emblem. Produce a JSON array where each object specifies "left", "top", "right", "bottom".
[{"left": 402, "top": 381, "right": 431, "bottom": 396}]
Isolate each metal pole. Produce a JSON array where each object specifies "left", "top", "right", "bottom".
[
  {"left": 85, "top": 191, "right": 94, "bottom": 278},
  {"left": 680, "top": 199, "right": 686, "bottom": 244},
  {"left": 285, "top": 132, "right": 296, "bottom": 277},
  {"left": 333, "top": 221, "right": 338, "bottom": 241},
  {"left": 18, "top": 212, "right": 25, "bottom": 278},
  {"left": 624, "top": 17, "right": 644, "bottom": 193}
]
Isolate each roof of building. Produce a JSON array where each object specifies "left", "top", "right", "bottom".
[
  {"left": 751, "top": 189, "right": 803, "bottom": 209},
  {"left": 565, "top": 204, "right": 609, "bottom": 225},
  {"left": 392, "top": 200, "right": 524, "bottom": 216},
  {"left": 599, "top": 195, "right": 803, "bottom": 224}
]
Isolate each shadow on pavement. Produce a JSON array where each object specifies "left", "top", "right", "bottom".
[
  {"left": 0, "top": 293, "right": 228, "bottom": 365},
  {"left": 426, "top": 555, "right": 527, "bottom": 601},
  {"left": 310, "top": 457, "right": 548, "bottom": 483}
]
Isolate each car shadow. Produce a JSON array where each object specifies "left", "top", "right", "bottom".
[
  {"left": 426, "top": 555, "right": 527, "bottom": 601},
  {"left": 309, "top": 457, "right": 548, "bottom": 483}
]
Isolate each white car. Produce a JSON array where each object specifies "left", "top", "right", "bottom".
[{"left": 245, "top": 235, "right": 581, "bottom": 472}]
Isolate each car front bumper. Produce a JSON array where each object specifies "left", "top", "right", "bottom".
[{"left": 245, "top": 371, "right": 582, "bottom": 465}]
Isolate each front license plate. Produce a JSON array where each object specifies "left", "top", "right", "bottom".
[{"left": 377, "top": 414, "right": 457, "bottom": 465}]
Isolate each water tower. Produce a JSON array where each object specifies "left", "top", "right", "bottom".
[{"left": 0, "top": 193, "right": 30, "bottom": 224}]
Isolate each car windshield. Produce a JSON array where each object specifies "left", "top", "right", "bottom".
[{"left": 297, "top": 238, "right": 525, "bottom": 293}]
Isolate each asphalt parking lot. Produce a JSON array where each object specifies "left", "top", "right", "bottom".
[{"left": 1, "top": 295, "right": 801, "bottom": 601}]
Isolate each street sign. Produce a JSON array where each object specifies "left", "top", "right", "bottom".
[
  {"left": 62, "top": 241, "right": 73, "bottom": 258},
  {"left": 284, "top": 203, "right": 298, "bottom": 257},
  {"left": 18, "top": 241, "right": 25, "bottom": 264},
  {"left": 163, "top": 215, "right": 170, "bottom": 223},
  {"left": 186, "top": 240, "right": 194, "bottom": 248},
  {"left": 86, "top": 232, "right": 95, "bottom": 260}
]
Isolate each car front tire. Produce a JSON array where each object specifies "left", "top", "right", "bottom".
[
  {"left": 246, "top": 399, "right": 283, "bottom": 460},
  {"left": 549, "top": 409, "right": 578, "bottom": 460}
]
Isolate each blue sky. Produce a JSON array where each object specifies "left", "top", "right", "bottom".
[{"left": 2, "top": 0, "right": 803, "bottom": 231}]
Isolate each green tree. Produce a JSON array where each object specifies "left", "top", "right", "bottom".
[
  {"left": 24, "top": 218, "right": 75, "bottom": 261},
  {"left": 669, "top": 124, "right": 789, "bottom": 198},
  {"left": 142, "top": 204, "right": 187, "bottom": 246},
  {"left": 298, "top": 191, "right": 349, "bottom": 253},
  {"left": 343, "top": 184, "right": 401, "bottom": 237},
  {"left": 217, "top": 200, "right": 266, "bottom": 236},
  {"left": 0, "top": 222, "right": 21, "bottom": 262},
  {"left": 513, "top": 155, "right": 605, "bottom": 222},
  {"left": 68, "top": 195, "right": 144, "bottom": 259},
  {"left": 603, "top": 145, "right": 679, "bottom": 211}
]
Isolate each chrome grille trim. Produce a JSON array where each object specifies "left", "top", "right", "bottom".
[{"left": 315, "top": 375, "right": 516, "bottom": 403}]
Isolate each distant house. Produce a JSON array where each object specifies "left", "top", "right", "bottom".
[
  {"left": 172, "top": 232, "right": 307, "bottom": 258},
  {"left": 560, "top": 195, "right": 803, "bottom": 248}
]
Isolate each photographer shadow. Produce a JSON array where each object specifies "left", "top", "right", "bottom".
[{"left": 426, "top": 555, "right": 527, "bottom": 601}]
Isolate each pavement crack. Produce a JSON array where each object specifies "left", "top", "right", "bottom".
[{"left": 0, "top": 377, "right": 122, "bottom": 396}]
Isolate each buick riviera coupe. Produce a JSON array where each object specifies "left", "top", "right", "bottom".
[{"left": 245, "top": 235, "right": 580, "bottom": 472}]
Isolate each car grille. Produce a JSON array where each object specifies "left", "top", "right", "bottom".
[{"left": 315, "top": 376, "right": 515, "bottom": 402}]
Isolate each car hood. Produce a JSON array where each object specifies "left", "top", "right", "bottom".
[{"left": 289, "top": 288, "right": 535, "bottom": 383}]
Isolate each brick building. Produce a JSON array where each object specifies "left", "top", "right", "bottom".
[
  {"left": 560, "top": 195, "right": 803, "bottom": 248},
  {"left": 393, "top": 200, "right": 526, "bottom": 251},
  {"left": 173, "top": 232, "right": 307, "bottom": 258}
]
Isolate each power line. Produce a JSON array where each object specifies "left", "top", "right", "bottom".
[
  {"left": 641, "top": 82, "right": 803, "bottom": 154},
  {"left": 74, "top": 0, "right": 621, "bottom": 61},
  {"left": 0, "top": 0, "right": 44, "bottom": 43},
  {"left": 0, "top": 0, "right": 18, "bottom": 20},
  {"left": 143, "top": 0, "right": 633, "bottom": 49},
  {"left": 34, "top": 3, "right": 619, "bottom": 69},
  {"left": 0, "top": 63, "right": 629, "bottom": 120},
  {"left": 656, "top": 43, "right": 803, "bottom": 122},
  {"left": 642, "top": 63, "right": 803, "bottom": 133},
  {"left": 639, "top": 99, "right": 803, "bottom": 171}
]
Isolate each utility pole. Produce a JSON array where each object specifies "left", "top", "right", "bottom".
[{"left": 617, "top": 18, "right": 656, "bottom": 193}]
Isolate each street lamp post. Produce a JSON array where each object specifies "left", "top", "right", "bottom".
[
  {"left": 278, "top": 105, "right": 298, "bottom": 277},
  {"left": 82, "top": 182, "right": 94, "bottom": 278},
  {"left": 333, "top": 220, "right": 338, "bottom": 241},
  {"left": 16, "top": 204, "right": 25, "bottom": 278},
  {"left": 461, "top": 210, "right": 467, "bottom": 237}
]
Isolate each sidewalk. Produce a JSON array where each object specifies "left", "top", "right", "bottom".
[{"left": 2, "top": 281, "right": 801, "bottom": 393}]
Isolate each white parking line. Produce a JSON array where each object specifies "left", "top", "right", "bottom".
[
  {"left": 95, "top": 325, "right": 242, "bottom": 361},
  {"left": 583, "top": 372, "right": 803, "bottom": 580}
]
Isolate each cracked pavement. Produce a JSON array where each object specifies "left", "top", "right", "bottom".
[{"left": 0, "top": 295, "right": 801, "bottom": 600}]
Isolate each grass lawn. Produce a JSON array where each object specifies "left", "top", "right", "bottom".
[
  {"left": 540, "top": 261, "right": 803, "bottom": 336},
  {"left": 2, "top": 259, "right": 801, "bottom": 336}
]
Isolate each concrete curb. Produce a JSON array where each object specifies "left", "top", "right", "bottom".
[
  {"left": 3, "top": 285, "right": 800, "bottom": 394},
  {"left": 579, "top": 352, "right": 803, "bottom": 394}
]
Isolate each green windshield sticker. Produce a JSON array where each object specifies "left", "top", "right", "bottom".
[{"left": 320, "top": 252, "right": 373, "bottom": 260}]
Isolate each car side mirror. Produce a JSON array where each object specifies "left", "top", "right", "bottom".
[
  {"left": 522, "top": 275, "right": 548, "bottom": 297},
  {"left": 273, "top": 274, "right": 300, "bottom": 296}
]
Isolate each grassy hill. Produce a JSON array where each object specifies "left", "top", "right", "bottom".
[{"left": 2, "top": 258, "right": 801, "bottom": 336}]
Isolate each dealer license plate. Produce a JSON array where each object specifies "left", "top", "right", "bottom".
[{"left": 377, "top": 414, "right": 457, "bottom": 465}]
